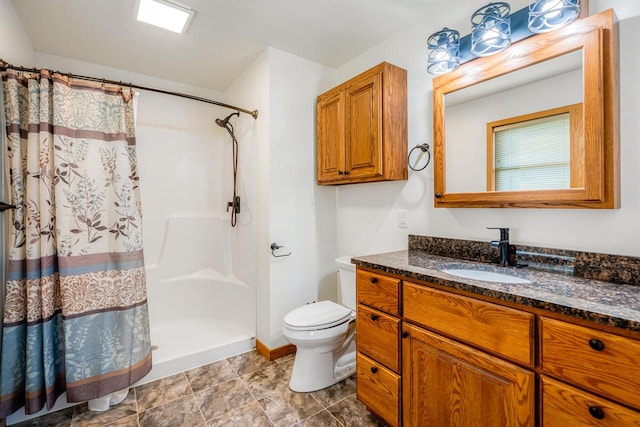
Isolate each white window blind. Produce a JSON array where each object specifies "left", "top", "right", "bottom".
[{"left": 494, "top": 113, "right": 570, "bottom": 191}]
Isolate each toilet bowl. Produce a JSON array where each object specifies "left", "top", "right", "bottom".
[{"left": 282, "top": 256, "right": 356, "bottom": 392}]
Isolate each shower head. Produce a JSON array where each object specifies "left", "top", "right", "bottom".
[{"left": 215, "top": 111, "right": 240, "bottom": 129}]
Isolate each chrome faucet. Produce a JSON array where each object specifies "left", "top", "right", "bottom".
[{"left": 488, "top": 227, "right": 510, "bottom": 266}]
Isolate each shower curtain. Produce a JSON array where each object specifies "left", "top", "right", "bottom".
[{"left": 0, "top": 69, "right": 152, "bottom": 419}]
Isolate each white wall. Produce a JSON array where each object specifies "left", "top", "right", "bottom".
[
  {"left": 226, "top": 47, "right": 337, "bottom": 350},
  {"left": 0, "top": 0, "right": 34, "bottom": 66},
  {"left": 334, "top": 0, "right": 640, "bottom": 258},
  {"left": 267, "top": 48, "right": 336, "bottom": 347}
]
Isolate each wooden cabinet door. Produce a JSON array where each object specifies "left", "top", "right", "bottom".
[
  {"left": 402, "top": 323, "right": 534, "bottom": 427},
  {"left": 317, "top": 89, "right": 345, "bottom": 183},
  {"left": 344, "top": 70, "right": 383, "bottom": 180}
]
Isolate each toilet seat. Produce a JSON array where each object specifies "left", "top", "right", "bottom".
[{"left": 284, "top": 300, "right": 353, "bottom": 331}]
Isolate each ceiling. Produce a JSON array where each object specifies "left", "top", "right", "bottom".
[
  {"left": 10, "top": 0, "right": 452, "bottom": 91},
  {"left": 11, "top": 0, "right": 639, "bottom": 92}
]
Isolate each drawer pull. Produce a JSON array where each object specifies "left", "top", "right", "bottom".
[
  {"left": 370, "top": 277, "right": 378, "bottom": 284},
  {"left": 401, "top": 331, "right": 409, "bottom": 339},
  {"left": 370, "top": 366, "right": 378, "bottom": 374},
  {"left": 589, "top": 338, "right": 605, "bottom": 352},
  {"left": 588, "top": 406, "right": 605, "bottom": 420},
  {"left": 370, "top": 313, "right": 380, "bottom": 321}
]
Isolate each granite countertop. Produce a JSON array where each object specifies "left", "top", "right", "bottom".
[{"left": 352, "top": 250, "right": 640, "bottom": 333}]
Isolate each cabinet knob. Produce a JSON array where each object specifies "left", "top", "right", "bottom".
[
  {"left": 589, "top": 338, "right": 605, "bottom": 352},
  {"left": 338, "top": 170, "right": 344, "bottom": 175},
  {"left": 435, "top": 192, "right": 443, "bottom": 199},
  {"left": 370, "top": 277, "right": 378, "bottom": 284},
  {"left": 344, "top": 170, "right": 350, "bottom": 175},
  {"left": 370, "top": 313, "right": 379, "bottom": 321},
  {"left": 401, "top": 331, "right": 409, "bottom": 339},
  {"left": 370, "top": 366, "right": 378, "bottom": 374},
  {"left": 588, "top": 406, "right": 605, "bottom": 420}
]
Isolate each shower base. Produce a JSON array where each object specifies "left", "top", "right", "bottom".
[{"left": 141, "top": 317, "right": 256, "bottom": 384}]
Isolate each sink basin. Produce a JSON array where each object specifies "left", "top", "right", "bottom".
[{"left": 441, "top": 269, "right": 531, "bottom": 284}]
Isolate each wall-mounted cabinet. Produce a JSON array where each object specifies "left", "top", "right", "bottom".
[{"left": 317, "top": 62, "right": 407, "bottom": 185}]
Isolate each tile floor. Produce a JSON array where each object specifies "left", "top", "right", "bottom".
[{"left": 12, "top": 351, "right": 386, "bottom": 427}]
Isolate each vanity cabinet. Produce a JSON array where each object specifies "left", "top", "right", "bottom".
[
  {"left": 355, "top": 266, "right": 640, "bottom": 426},
  {"left": 355, "top": 269, "right": 402, "bottom": 427},
  {"left": 316, "top": 62, "right": 407, "bottom": 185}
]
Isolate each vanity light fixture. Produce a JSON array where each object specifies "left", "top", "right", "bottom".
[
  {"left": 427, "top": 28, "right": 461, "bottom": 75},
  {"left": 528, "top": 0, "right": 580, "bottom": 33},
  {"left": 136, "top": 0, "right": 195, "bottom": 34},
  {"left": 470, "top": 2, "right": 512, "bottom": 57}
]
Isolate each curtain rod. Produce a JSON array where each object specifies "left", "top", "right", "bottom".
[{"left": 0, "top": 59, "right": 258, "bottom": 119}]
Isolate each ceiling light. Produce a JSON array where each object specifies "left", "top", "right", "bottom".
[{"left": 136, "top": 0, "right": 195, "bottom": 34}]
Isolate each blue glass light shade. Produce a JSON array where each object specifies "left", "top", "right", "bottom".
[
  {"left": 471, "top": 2, "right": 511, "bottom": 57},
  {"left": 427, "top": 28, "right": 461, "bottom": 75},
  {"left": 528, "top": 0, "right": 580, "bottom": 33}
]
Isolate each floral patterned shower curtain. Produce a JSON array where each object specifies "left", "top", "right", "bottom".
[{"left": 0, "top": 69, "right": 152, "bottom": 419}]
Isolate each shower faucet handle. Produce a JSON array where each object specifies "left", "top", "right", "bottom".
[{"left": 227, "top": 196, "right": 241, "bottom": 213}]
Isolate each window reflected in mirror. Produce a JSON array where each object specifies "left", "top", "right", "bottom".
[{"left": 489, "top": 103, "right": 583, "bottom": 191}]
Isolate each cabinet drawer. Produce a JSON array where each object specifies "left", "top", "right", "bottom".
[
  {"left": 542, "top": 376, "right": 640, "bottom": 426},
  {"left": 403, "top": 282, "right": 534, "bottom": 366},
  {"left": 357, "top": 269, "right": 400, "bottom": 316},
  {"left": 356, "top": 352, "right": 400, "bottom": 427},
  {"left": 357, "top": 304, "right": 400, "bottom": 372},
  {"left": 540, "top": 317, "right": 640, "bottom": 409}
]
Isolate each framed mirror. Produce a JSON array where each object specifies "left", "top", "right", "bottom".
[{"left": 432, "top": 9, "right": 619, "bottom": 208}]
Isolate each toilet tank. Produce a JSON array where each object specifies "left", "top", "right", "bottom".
[{"left": 335, "top": 256, "right": 356, "bottom": 310}]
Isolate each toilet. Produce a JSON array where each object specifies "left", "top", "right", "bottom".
[{"left": 282, "top": 256, "right": 356, "bottom": 392}]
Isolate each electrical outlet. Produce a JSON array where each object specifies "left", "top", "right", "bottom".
[{"left": 398, "top": 209, "right": 408, "bottom": 228}]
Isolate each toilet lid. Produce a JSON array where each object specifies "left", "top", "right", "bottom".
[{"left": 284, "top": 301, "right": 353, "bottom": 331}]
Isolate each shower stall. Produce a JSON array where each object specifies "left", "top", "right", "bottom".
[
  {"left": 1, "top": 64, "right": 258, "bottom": 425},
  {"left": 134, "top": 94, "right": 258, "bottom": 385}
]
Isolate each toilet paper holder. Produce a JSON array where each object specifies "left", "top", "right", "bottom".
[{"left": 271, "top": 243, "right": 292, "bottom": 258}]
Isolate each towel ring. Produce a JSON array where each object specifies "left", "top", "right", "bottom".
[{"left": 408, "top": 143, "right": 431, "bottom": 171}]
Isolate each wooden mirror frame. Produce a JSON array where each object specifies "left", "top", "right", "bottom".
[{"left": 433, "top": 9, "right": 619, "bottom": 208}]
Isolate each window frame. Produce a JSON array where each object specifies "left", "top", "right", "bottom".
[{"left": 486, "top": 103, "right": 584, "bottom": 192}]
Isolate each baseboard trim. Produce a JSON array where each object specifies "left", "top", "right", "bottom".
[{"left": 256, "top": 339, "right": 296, "bottom": 361}]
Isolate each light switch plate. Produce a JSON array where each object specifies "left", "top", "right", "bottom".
[{"left": 398, "top": 209, "right": 408, "bottom": 228}]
